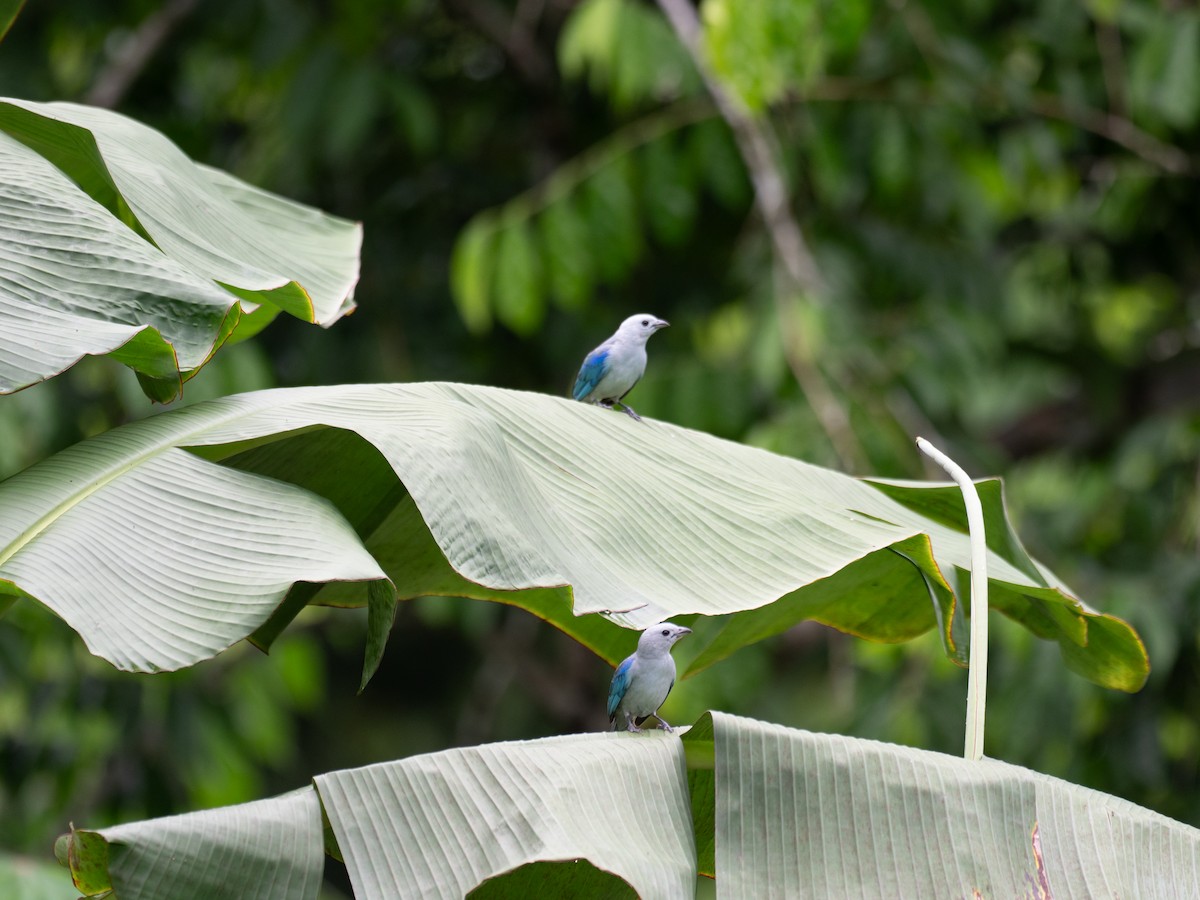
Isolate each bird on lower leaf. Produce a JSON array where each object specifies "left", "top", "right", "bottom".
[
  {"left": 572, "top": 314, "right": 669, "bottom": 421},
  {"left": 608, "top": 622, "right": 692, "bottom": 732}
]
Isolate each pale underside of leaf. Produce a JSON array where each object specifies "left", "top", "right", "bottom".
[
  {"left": 0, "top": 99, "right": 362, "bottom": 326},
  {"left": 182, "top": 385, "right": 1052, "bottom": 618},
  {"left": 79, "top": 788, "right": 324, "bottom": 900},
  {"left": 201, "top": 383, "right": 1138, "bottom": 687},
  {"left": 56, "top": 720, "right": 1200, "bottom": 899},
  {"left": 0, "top": 440, "right": 388, "bottom": 672},
  {"left": 689, "top": 712, "right": 1200, "bottom": 900},
  {"left": 0, "top": 97, "right": 361, "bottom": 398},
  {"left": 0, "top": 383, "right": 1147, "bottom": 688},
  {"left": 314, "top": 732, "right": 696, "bottom": 899},
  {"left": 0, "top": 131, "right": 236, "bottom": 393}
]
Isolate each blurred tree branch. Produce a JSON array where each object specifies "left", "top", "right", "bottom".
[
  {"left": 654, "top": 0, "right": 823, "bottom": 300},
  {"left": 654, "top": 0, "right": 867, "bottom": 473},
  {"left": 1094, "top": 19, "right": 1128, "bottom": 119},
  {"left": 1027, "top": 92, "right": 1191, "bottom": 176},
  {"left": 788, "top": 79, "right": 1191, "bottom": 175},
  {"left": 85, "top": 0, "right": 199, "bottom": 109}
]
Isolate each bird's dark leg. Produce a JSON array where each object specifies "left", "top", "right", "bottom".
[
  {"left": 652, "top": 712, "right": 674, "bottom": 732},
  {"left": 617, "top": 403, "right": 643, "bottom": 422}
]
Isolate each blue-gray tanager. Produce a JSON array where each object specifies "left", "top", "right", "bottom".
[
  {"left": 572, "top": 314, "right": 669, "bottom": 421},
  {"left": 607, "top": 622, "right": 692, "bottom": 732}
]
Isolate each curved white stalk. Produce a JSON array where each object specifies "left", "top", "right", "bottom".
[{"left": 916, "top": 437, "right": 988, "bottom": 761}]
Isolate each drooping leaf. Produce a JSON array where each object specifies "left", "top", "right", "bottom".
[
  {"left": 0, "top": 99, "right": 362, "bottom": 399},
  {"left": 865, "top": 476, "right": 1150, "bottom": 688},
  {"left": 681, "top": 533, "right": 962, "bottom": 677},
  {"left": 0, "top": 131, "right": 236, "bottom": 399},
  {"left": 60, "top": 789, "right": 324, "bottom": 900},
  {"left": 0, "top": 383, "right": 1147, "bottom": 690},
  {"left": 0, "top": 100, "right": 361, "bottom": 323},
  {"left": 0, "top": 411, "right": 392, "bottom": 674}
]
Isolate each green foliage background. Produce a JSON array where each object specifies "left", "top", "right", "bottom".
[{"left": 0, "top": 0, "right": 1197, "bottom": 890}]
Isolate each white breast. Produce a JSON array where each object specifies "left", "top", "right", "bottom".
[
  {"left": 621, "top": 652, "right": 676, "bottom": 717},
  {"left": 593, "top": 342, "right": 648, "bottom": 401}
]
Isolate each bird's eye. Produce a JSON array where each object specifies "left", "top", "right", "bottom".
[
  {"left": 661, "top": 629, "right": 670, "bottom": 636},
  {"left": 641, "top": 319, "right": 650, "bottom": 326}
]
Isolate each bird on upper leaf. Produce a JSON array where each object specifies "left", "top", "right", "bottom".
[
  {"left": 572, "top": 314, "right": 668, "bottom": 421},
  {"left": 608, "top": 622, "right": 691, "bottom": 732}
]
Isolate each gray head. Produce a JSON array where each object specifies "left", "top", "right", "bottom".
[
  {"left": 638, "top": 621, "right": 692, "bottom": 654},
  {"left": 615, "top": 313, "right": 669, "bottom": 346}
]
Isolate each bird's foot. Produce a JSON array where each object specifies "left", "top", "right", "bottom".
[
  {"left": 625, "top": 722, "right": 644, "bottom": 733},
  {"left": 619, "top": 404, "right": 643, "bottom": 422},
  {"left": 598, "top": 399, "right": 615, "bottom": 410},
  {"left": 656, "top": 718, "right": 674, "bottom": 733}
]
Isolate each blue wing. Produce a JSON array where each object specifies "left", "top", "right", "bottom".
[
  {"left": 607, "top": 655, "right": 634, "bottom": 720},
  {"left": 572, "top": 347, "right": 610, "bottom": 401}
]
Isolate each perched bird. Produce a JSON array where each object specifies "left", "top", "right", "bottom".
[
  {"left": 608, "top": 622, "right": 692, "bottom": 732},
  {"left": 572, "top": 313, "right": 669, "bottom": 421}
]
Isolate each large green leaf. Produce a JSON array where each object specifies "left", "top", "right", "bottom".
[
  {"left": 0, "top": 131, "right": 236, "bottom": 397},
  {"left": 316, "top": 733, "right": 694, "bottom": 898},
  {"left": 684, "top": 713, "right": 1200, "bottom": 898},
  {"left": 55, "top": 715, "right": 1200, "bottom": 898},
  {"left": 58, "top": 788, "right": 324, "bottom": 900},
  {"left": 0, "top": 383, "right": 1146, "bottom": 689},
  {"left": 0, "top": 99, "right": 362, "bottom": 400},
  {"left": 0, "top": 410, "right": 391, "bottom": 673}
]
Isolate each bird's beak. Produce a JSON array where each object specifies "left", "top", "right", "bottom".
[
  {"left": 678, "top": 626, "right": 691, "bottom": 636},
  {"left": 654, "top": 319, "right": 669, "bottom": 330}
]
